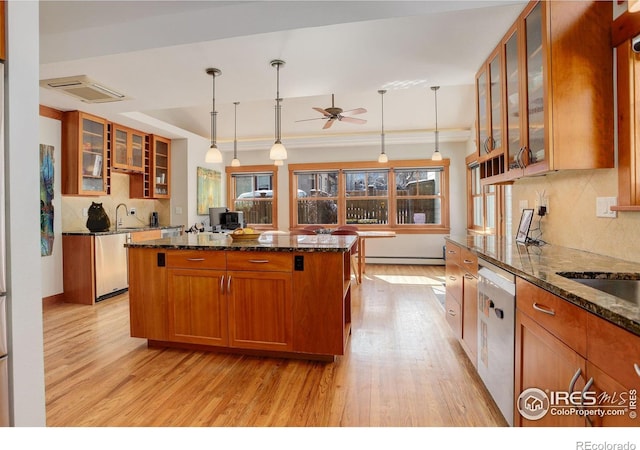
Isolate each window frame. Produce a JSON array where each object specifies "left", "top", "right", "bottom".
[
  {"left": 466, "top": 155, "right": 500, "bottom": 235},
  {"left": 288, "top": 159, "right": 450, "bottom": 234},
  {"left": 226, "top": 165, "right": 278, "bottom": 230}
]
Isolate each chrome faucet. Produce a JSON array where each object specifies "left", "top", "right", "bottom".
[{"left": 115, "top": 203, "right": 128, "bottom": 231}]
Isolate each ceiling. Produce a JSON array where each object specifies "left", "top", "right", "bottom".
[{"left": 39, "top": 0, "right": 527, "bottom": 152}]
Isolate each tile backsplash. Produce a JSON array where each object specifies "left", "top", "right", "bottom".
[
  {"left": 511, "top": 169, "right": 640, "bottom": 264},
  {"left": 62, "top": 173, "right": 170, "bottom": 231}
]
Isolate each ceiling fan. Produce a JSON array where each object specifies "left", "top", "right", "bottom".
[{"left": 296, "top": 94, "right": 367, "bottom": 129}]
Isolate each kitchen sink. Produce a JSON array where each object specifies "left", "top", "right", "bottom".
[
  {"left": 557, "top": 272, "right": 640, "bottom": 304},
  {"left": 116, "top": 227, "right": 146, "bottom": 231}
]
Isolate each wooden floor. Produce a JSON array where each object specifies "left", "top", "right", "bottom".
[{"left": 43, "top": 264, "right": 507, "bottom": 427}]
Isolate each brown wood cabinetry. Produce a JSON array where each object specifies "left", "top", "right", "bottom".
[
  {"left": 444, "top": 241, "right": 478, "bottom": 367},
  {"left": 613, "top": 11, "right": 640, "bottom": 210},
  {"left": 478, "top": 0, "right": 614, "bottom": 184},
  {"left": 130, "top": 134, "right": 171, "bottom": 199},
  {"left": 111, "top": 123, "right": 145, "bottom": 173},
  {"left": 515, "top": 278, "right": 639, "bottom": 427},
  {"left": 62, "top": 111, "right": 109, "bottom": 196},
  {"left": 129, "top": 247, "right": 351, "bottom": 359},
  {"left": 130, "top": 229, "right": 162, "bottom": 242},
  {"left": 476, "top": 47, "right": 504, "bottom": 159}
]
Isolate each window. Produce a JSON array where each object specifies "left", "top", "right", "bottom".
[
  {"left": 467, "top": 162, "right": 496, "bottom": 234},
  {"left": 289, "top": 160, "right": 449, "bottom": 233},
  {"left": 226, "top": 165, "right": 277, "bottom": 229}
]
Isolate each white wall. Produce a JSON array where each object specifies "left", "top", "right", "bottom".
[
  {"left": 6, "top": 1, "right": 47, "bottom": 426},
  {"left": 219, "top": 138, "right": 468, "bottom": 263},
  {"left": 39, "top": 117, "right": 63, "bottom": 298}
]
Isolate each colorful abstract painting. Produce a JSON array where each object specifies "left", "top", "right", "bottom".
[
  {"left": 40, "top": 144, "right": 55, "bottom": 256},
  {"left": 197, "top": 166, "right": 222, "bottom": 215}
]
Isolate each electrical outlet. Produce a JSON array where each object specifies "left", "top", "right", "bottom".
[
  {"left": 596, "top": 197, "right": 617, "bottom": 218},
  {"left": 129, "top": 207, "right": 136, "bottom": 216},
  {"left": 82, "top": 207, "right": 88, "bottom": 217}
]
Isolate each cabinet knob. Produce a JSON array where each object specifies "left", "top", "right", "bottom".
[{"left": 634, "top": 363, "right": 640, "bottom": 378}]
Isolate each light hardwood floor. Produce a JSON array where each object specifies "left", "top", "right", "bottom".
[{"left": 43, "top": 264, "right": 507, "bottom": 427}]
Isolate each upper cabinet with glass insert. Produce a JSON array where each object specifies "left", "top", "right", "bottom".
[
  {"left": 62, "top": 111, "right": 109, "bottom": 196},
  {"left": 475, "top": 47, "right": 504, "bottom": 159},
  {"left": 111, "top": 123, "right": 145, "bottom": 173},
  {"left": 478, "top": 0, "right": 614, "bottom": 184}
]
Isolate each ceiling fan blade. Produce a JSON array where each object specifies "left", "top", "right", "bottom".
[
  {"left": 341, "top": 107, "right": 367, "bottom": 115},
  {"left": 313, "top": 107, "right": 330, "bottom": 116},
  {"left": 339, "top": 116, "right": 367, "bottom": 124},
  {"left": 323, "top": 118, "right": 335, "bottom": 129},
  {"left": 295, "top": 117, "right": 325, "bottom": 123}
]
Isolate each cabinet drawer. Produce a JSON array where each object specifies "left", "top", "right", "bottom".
[
  {"left": 227, "top": 252, "right": 292, "bottom": 272},
  {"left": 445, "top": 261, "right": 462, "bottom": 302},
  {"left": 445, "top": 293, "right": 462, "bottom": 339},
  {"left": 445, "top": 242, "right": 461, "bottom": 266},
  {"left": 460, "top": 248, "right": 478, "bottom": 276},
  {"left": 166, "top": 250, "right": 225, "bottom": 270},
  {"left": 587, "top": 314, "right": 640, "bottom": 390},
  {"left": 130, "top": 229, "right": 162, "bottom": 242},
  {"left": 516, "top": 278, "right": 588, "bottom": 357}
]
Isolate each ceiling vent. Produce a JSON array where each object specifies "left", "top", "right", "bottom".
[{"left": 40, "top": 75, "right": 129, "bottom": 103}]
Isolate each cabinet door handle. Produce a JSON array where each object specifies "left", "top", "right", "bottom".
[
  {"left": 634, "top": 363, "right": 640, "bottom": 378},
  {"left": 248, "top": 259, "right": 270, "bottom": 264},
  {"left": 532, "top": 302, "right": 555, "bottom": 316},
  {"left": 569, "top": 368, "right": 582, "bottom": 393},
  {"left": 447, "top": 309, "right": 457, "bottom": 316},
  {"left": 463, "top": 273, "right": 474, "bottom": 280},
  {"left": 463, "top": 259, "right": 474, "bottom": 264},
  {"left": 581, "top": 377, "right": 595, "bottom": 427},
  {"left": 449, "top": 276, "right": 457, "bottom": 281},
  {"left": 186, "top": 258, "right": 205, "bottom": 262},
  {"left": 447, "top": 250, "right": 456, "bottom": 254},
  {"left": 220, "top": 275, "right": 225, "bottom": 294},
  {"left": 227, "top": 275, "right": 232, "bottom": 294}
]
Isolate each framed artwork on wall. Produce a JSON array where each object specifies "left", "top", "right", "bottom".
[{"left": 197, "top": 166, "right": 222, "bottom": 215}]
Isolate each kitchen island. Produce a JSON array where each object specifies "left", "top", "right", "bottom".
[{"left": 126, "top": 232, "right": 356, "bottom": 360}]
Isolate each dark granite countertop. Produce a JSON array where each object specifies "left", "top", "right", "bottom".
[
  {"left": 125, "top": 232, "right": 356, "bottom": 253},
  {"left": 446, "top": 235, "right": 640, "bottom": 337},
  {"left": 63, "top": 225, "right": 183, "bottom": 236}
]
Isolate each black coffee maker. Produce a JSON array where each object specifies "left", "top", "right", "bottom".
[{"left": 150, "top": 211, "right": 159, "bottom": 227}]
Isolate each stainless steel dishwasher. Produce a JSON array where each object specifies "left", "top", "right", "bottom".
[
  {"left": 477, "top": 258, "right": 516, "bottom": 426},
  {"left": 95, "top": 233, "right": 129, "bottom": 301}
]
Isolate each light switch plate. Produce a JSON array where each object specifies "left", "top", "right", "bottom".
[
  {"left": 596, "top": 197, "right": 617, "bottom": 218},
  {"left": 175, "top": 206, "right": 183, "bottom": 215}
]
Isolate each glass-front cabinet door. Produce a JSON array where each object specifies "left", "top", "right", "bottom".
[
  {"left": 80, "top": 116, "right": 108, "bottom": 194},
  {"left": 523, "top": 1, "right": 545, "bottom": 171},
  {"left": 111, "top": 124, "right": 145, "bottom": 173},
  {"left": 476, "top": 47, "right": 503, "bottom": 158},
  {"left": 504, "top": 23, "right": 523, "bottom": 177},
  {"left": 62, "top": 110, "right": 109, "bottom": 196},
  {"left": 488, "top": 52, "right": 502, "bottom": 154},
  {"left": 151, "top": 135, "right": 171, "bottom": 198}
]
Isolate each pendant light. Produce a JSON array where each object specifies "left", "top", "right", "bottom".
[
  {"left": 431, "top": 86, "right": 443, "bottom": 161},
  {"left": 231, "top": 101, "right": 241, "bottom": 167},
  {"left": 269, "top": 59, "right": 287, "bottom": 161},
  {"left": 205, "top": 68, "right": 223, "bottom": 163},
  {"left": 377, "top": 89, "right": 388, "bottom": 163}
]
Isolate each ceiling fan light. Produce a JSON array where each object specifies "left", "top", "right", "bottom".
[
  {"left": 270, "top": 141, "right": 287, "bottom": 160},
  {"left": 206, "top": 143, "right": 223, "bottom": 163},
  {"left": 274, "top": 159, "right": 284, "bottom": 166},
  {"left": 378, "top": 152, "right": 388, "bottom": 163}
]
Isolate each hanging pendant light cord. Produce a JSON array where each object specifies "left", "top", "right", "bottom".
[
  {"left": 210, "top": 70, "right": 218, "bottom": 148},
  {"left": 379, "top": 90, "right": 386, "bottom": 155},
  {"left": 233, "top": 102, "right": 238, "bottom": 158},
  {"left": 433, "top": 86, "right": 439, "bottom": 151},
  {"left": 275, "top": 62, "right": 282, "bottom": 143}
]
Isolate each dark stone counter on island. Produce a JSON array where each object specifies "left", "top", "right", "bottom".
[
  {"left": 125, "top": 232, "right": 357, "bottom": 253},
  {"left": 62, "top": 225, "right": 183, "bottom": 236},
  {"left": 446, "top": 235, "right": 640, "bottom": 337}
]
